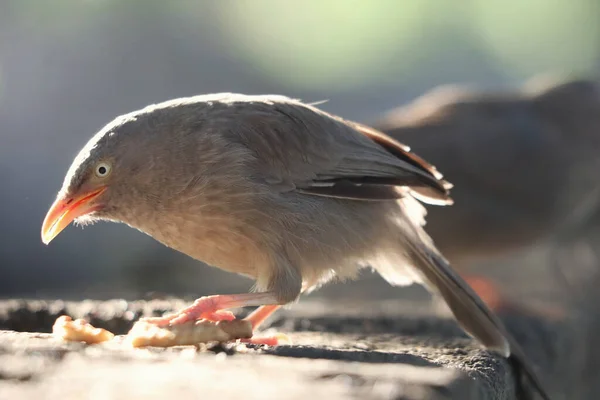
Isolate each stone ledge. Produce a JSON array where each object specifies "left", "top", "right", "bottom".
[
  {"left": 0, "top": 329, "right": 513, "bottom": 400},
  {"left": 0, "top": 299, "right": 574, "bottom": 399}
]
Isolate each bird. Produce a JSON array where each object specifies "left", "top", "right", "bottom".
[
  {"left": 41, "top": 93, "right": 551, "bottom": 399},
  {"left": 371, "top": 78, "right": 600, "bottom": 312}
]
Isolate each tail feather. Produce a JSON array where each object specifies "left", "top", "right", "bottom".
[
  {"left": 395, "top": 229, "right": 552, "bottom": 400},
  {"left": 407, "top": 238, "right": 510, "bottom": 355}
]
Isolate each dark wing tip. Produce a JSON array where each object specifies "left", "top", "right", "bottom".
[
  {"left": 350, "top": 121, "right": 453, "bottom": 204},
  {"left": 352, "top": 122, "right": 445, "bottom": 178}
]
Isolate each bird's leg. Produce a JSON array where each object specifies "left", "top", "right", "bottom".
[
  {"left": 238, "top": 305, "right": 287, "bottom": 346},
  {"left": 244, "top": 304, "right": 282, "bottom": 330},
  {"left": 142, "top": 292, "right": 280, "bottom": 327}
]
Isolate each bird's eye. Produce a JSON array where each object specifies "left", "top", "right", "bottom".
[{"left": 95, "top": 162, "right": 112, "bottom": 178}]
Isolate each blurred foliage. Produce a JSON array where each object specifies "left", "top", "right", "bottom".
[
  {"left": 3, "top": 0, "right": 600, "bottom": 91},
  {"left": 213, "top": 0, "right": 446, "bottom": 87},
  {"left": 471, "top": 0, "right": 600, "bottom": 76},
  {"left": 209, "top": 0, "right": 599, "bottom": 89}
]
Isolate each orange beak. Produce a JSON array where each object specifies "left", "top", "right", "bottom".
[{"left": 41, "top": 187, "right": 107, "bottom": 245}]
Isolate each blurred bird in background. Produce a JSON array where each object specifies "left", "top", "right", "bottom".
[{"left": 370, "top": 77, "right": 600, "bottom": 315}]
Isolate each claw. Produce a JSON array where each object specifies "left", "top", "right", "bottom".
[{"left": 240, "top": 333, "right": 291, "bottom": 346}]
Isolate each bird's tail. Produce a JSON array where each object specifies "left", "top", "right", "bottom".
[{"left": 394, "top": 226, "right": 552, "bottom": 400}]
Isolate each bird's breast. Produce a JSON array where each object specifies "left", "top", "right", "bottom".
[{"left": 130, "top": 211, "right": 270, "bottom": 278}]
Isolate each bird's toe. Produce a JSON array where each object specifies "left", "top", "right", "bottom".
[{"left": 240, "top": 332, "right": 292, "bottom": 346}]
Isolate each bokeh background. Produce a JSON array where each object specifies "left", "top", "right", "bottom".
[{"left": 1, "top": 0, "right": 599, "bottom": 304}]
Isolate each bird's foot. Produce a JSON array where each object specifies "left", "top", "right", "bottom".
[
  {"left": 141, "top": 293, "right": 280, "bottom": 328},
  {"left": 235, "top": 304, "right": 285, "bottom": 345},
  {"left": 141, "top": 296, "right": 237, "bottom": 327},
  {"left": 139, "top": 295, "right": 289, "bottom": 346},
  {"left": 239, "top": 332, "right": 292, "bottom": 346}
]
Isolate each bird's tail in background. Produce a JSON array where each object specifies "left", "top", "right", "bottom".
[{"left": 395, "top": 227, "right": 552, "bottom": 400}]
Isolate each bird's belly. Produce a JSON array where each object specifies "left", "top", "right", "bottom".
[{"left": 146, "top": 223, "right": 267, "bottom": 279}]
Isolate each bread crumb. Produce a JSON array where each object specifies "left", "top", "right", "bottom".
[
  {"left": 52, "top": 315, "right": 115, "bottom": 344},
  {"left": 125, "top": 319, "right": 253, "bottom": 348}
]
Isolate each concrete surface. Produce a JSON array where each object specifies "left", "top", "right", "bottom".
[{"left": 0, "top": 298, "right": 582, "bottom": 400}]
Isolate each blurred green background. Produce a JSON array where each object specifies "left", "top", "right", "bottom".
[{"left": 0, "top": 0, "right": 598, "bottom": 300}]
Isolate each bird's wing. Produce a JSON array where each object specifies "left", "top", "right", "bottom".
[
  {"left": 339, "top": 121, "right": 453, "bottom": 205},
  {"left": 233, "top": 101, "right": 452, "bottom": 204}
]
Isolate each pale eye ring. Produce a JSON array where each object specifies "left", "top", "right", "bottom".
[{"left": 95, "top": 162, "right": 112, "bottom": 178}]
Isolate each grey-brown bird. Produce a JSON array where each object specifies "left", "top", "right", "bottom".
[{"left": 41, "top": 94, "right": 550, "bottom": 399}]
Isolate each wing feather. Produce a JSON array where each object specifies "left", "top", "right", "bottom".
[{"left": 227, "top": 99, "right": 452, "bottom": 205}]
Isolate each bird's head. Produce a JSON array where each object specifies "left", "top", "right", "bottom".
[
  {"left": 40, "top": 112, "right": 146, "bottom": 244},
  {"left": 40, "top": 94, "right": 271, "bottom": 245},
  {"left": 39, "top": 99, "right": 197, "bottom": 245}
]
